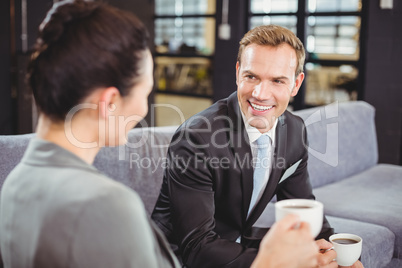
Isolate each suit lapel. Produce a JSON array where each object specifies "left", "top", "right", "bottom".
[
  {"left": 245, "top": 114, "right": 288, "bottom": 229},
  {"left": 227, "top": 93, "right": 254, "bottom": 225}
]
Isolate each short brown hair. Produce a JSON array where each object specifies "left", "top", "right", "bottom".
[{"left": 237, "top": 25, "right": 305, "bottom": 76}]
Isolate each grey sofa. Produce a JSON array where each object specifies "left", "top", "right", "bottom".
[{"left": 1, "top": 101, "right": 401, "bottom": 268}]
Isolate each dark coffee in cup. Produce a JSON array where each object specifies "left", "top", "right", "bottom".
[
  {"left": 332, "top": 238, "right": 359, "bottom": 245},
  {"left": 283, "top": 206, "right": 312, "bottom": 209},
  {"left": 330, "top": 233, "right": 362, "bottom": 266},
  {"left": 275, "top": 199, "right": 324, "bottom": 238}
]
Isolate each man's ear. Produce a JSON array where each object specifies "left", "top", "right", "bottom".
[
  {"left": 236, "top": 61, "right": 240, "bottom": 86},
  {"left": 291, "top": 72, "right": 305, "bottom": 97},
  {"left": 99, "top": 87, "right": 120, "bottom": 119}
]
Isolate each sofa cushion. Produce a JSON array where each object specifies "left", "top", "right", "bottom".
[
  {"left": 313, "top": 164, "right": 402, "bottom": 259},
  {"left": 384, "top": 258, "right": 402, "bottom": 268},
  {"left": 293, "top": 101, "right": 378, "bottom": 188},
  {"left": 94, "top": 126, "right": 177, "bottom": 214}
]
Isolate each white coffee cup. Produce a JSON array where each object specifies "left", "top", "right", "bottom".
[
  {"left": 330, "top": 233, "right": 362, "bottom": 266},
  {"left": 275, "top": 199, "right": 323, "bottom": 238}
]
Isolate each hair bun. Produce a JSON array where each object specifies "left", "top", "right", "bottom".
[{"left": 38, "top": 0, "right": 99, "bottom": 48}]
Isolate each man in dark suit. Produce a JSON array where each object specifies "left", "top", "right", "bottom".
[{"left": 152, "top": 25, "right": 338, "bottom": 268}]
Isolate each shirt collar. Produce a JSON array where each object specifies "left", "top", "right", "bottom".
[{"left": 241, "top": 110, "right": 278, "bottom": 145}]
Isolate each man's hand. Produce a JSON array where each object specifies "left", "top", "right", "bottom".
[
  {"left": 251, "top": 214, "right": 319, "bottom": 268},
  {"left": 315, "top": 239, "right": 364, "bottom": 268},
  {"left": 339, "top": 260, "right": 364, "bottom": 268},
  {"left": 315, "top": 239, "right": 338, "bottom": 267}
]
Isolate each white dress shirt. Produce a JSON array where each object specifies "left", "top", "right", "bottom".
[{"left": 243, "top": 115, "right": 278, "bottom": 214}]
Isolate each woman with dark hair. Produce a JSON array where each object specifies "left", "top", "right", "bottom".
[
  {"left": 0, "top": 1, "right": 179, "bottom": 267},
  {"left": 0, "top": 1, "right": 323, "bottom": 268}
]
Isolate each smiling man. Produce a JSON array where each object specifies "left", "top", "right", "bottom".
[
  {"left": 236, "top": 42, "right": 304, "bottom": 133},
  {"left": 152, "top": 25, "right": 337, "bottom": 268}
]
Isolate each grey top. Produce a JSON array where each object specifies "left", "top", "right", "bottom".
[{"left": 0, "top": 138, "right": 180, "bottom": 268}]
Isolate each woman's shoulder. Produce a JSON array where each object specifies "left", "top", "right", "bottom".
[{"left": 58, "top": 168, "right": 144, "bottom": 210}]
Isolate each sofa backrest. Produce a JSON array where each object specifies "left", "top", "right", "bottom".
[
  {"left": 93, "top": 126, "right": 177, "bottom": 214},
  {"left": 293, "top": 101, "right": 378, "bottom": 188},
  {"left": 0, "top": 127, "right": 177, "bottom": 215},
  {"left": 0, "top": 133, "right": 35, "bottom": 189},
  {"left": 0, "top": 101, "right": 378, "bottom": 213}
]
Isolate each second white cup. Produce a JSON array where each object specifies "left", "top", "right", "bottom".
[
  {"left": 275, "top": 199, "right": 323, "bottom": 238},
  {"left": 330, "top": 233, "right": 362, "bottom": 266}
]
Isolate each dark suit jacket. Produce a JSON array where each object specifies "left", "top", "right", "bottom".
[{"left": 152, "top": 92, "right": 334, "bottom": 268}]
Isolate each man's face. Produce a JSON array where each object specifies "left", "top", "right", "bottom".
[{"left": 236, "top": 43, "right": 304, "bottom": 133}]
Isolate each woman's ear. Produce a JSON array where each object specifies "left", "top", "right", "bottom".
[{"left": 99, "top": 87, "right": 120, "bottom": 119}]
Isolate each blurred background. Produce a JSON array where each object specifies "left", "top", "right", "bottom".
[{"left": 0, "top": 0, "right": 401, "bottom": 165}]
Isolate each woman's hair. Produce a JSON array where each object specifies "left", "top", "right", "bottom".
[
  {"left": 237, "top": 25, "right": 305, "bottom": 77},
  {"left": 28, "top": 0, "right": 150, "bottom": 121}
]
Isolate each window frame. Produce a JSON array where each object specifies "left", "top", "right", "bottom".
[{"left": 247, "top": 0, "right": 368, "bottom": 109}]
